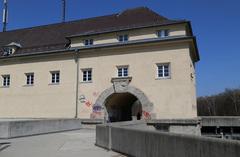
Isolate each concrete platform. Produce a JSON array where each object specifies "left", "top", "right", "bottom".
[
  {"left": 0, "top": 129, "right": 125, "bottom": 157},
  {"left": 0, "top": 118, "right": 82, "bottom": 139}
]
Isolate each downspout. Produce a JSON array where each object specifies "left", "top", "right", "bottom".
[{"left": 74, "top": 49, "right": 80, "bottom": 118}]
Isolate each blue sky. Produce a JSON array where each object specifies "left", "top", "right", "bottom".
[{"left": 0, "top": 0, "right": 239, "bottom": 97}]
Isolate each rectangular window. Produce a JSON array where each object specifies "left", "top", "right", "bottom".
[
  {"left": 157, "top": 30, "right": 169, "bottom": 38},
  {"left": 157, "top": 63, "right": 170, "bottom": 78},
  {"left": 2, "top": 75, "right": 10, "bottom": 87},
  {"left": 118, "top": 66, "right": 128, "bottom": 77},
  {"left": 82, "top": 69, "right": 92, "bottom": 82},
  {"left": 84, "top": 39, "right": 93, "bottom": 46},
  {"left": 51, "top": 71, "right": 60, "bottom": 84},
  {"left": 26, "top": 73, "right": 34, "bottom": 85},
  {"left": 118, "top": 34, "right": 129, "bottom": 42}
]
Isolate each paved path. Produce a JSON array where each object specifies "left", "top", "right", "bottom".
[{"left": 0, "top": 128, "right": 125, "bottom": 157}]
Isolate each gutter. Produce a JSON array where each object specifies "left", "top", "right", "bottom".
[
  {"left": 0, "top": 48, "right": 73, "bottom": 60},
  {"left": 0, "top": 36, "right": 199, "bottom": 62},
  {"left": 74, "top": 49, "right": 80, "bottom": 118},
  {"left": 70, "top": 35, "right": 200, "bottom": 62}
]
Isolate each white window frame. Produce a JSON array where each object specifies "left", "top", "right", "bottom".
[
  {"left": 157, "top": 63, "right": 171, "bottom": 79},
  {"left": 2, "top": 75, "right": 10, "bottom": 87},
  {"left": 157, "top": 29, "right": 169, "bottom": 38},
  {"left": 82, "top": 69, "right": 92, "bottom": 82},
  {"left": 118, "top": 34, "right": 129, "bottom": 42},
  {"left": 25, "top": 73, "right": 34, "bottom": 85},
  {"left": 84, "top": 39, "right": 93, "bottom": 46},
  {"left": 117, "top": 66, "right": 129, "bottom": 77},
  {"left": 50, "top": 71, "right": 60, "bottom": 84}
]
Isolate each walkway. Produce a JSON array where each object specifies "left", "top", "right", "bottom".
[{"left": 0, "top": 128, "right": 125, "bottom": 157}]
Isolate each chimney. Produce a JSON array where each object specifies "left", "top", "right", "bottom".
[{"left": 2, "top": 0, "right": 8, "bottom": 32}]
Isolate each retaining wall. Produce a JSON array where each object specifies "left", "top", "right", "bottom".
[
  {"left": 96, "top": 123, "right": 240, "bottom": 157},
  {"left": 0, "top": 119, "right": 82, "bottom": 138}
]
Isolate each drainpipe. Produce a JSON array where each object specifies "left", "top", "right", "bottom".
[{"left": 74, "top": 50, "right": 80, "bottom": 118}]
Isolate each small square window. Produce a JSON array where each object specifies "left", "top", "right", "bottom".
[
  {"left": 51, "top": 71, "right": 60, "bottom": 84},
  {"left": 84, "top": 39, "right": 93, "bottom": 46},
  {"left": 2, "top": 75, "right": 10, "bottom": 87},
  {"left": 157, "top": 63, "right": 170, "bottom": 78},
  {"left": 82, "top": 69, "right": 92, "bottom": 82},
  {"left": 157, "top": 30, "right": 169, "bottom": 38},
  {"left": 118, "top": 34, "right": 128, "bottom": 42},
  {"left": 117, "top": 66, "right": 128, "bottom": 77},
  {"left": 26, "top": 73, "right": 34, "bottom": 85}
]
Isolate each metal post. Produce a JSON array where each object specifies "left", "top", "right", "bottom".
[
  {"left": 62, "top": 0, "right": 66, "bottom": 22},
  {"left": 2, "top": 0, "right": 8, "bottom": 32}
]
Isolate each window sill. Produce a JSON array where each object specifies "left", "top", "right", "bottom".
[
  {"left": 48, "top": 83, "right": 60, "bottom": 86},
  {"left": 0, "top": 86, "right": 10, "bottom": 88},
  {"left": 23, "top": 84, "right": 34, "bottom": 87},
  {"left": 80, "top": 81, "right": 92, "bottom": 84},
  {"left": 116, "top": 76, "right": 130, "bottom": 78},
  {"left": 155, "top": 77, "right": 171, "bottom": 80}
]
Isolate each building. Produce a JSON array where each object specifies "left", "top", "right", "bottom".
[{"left": 0, "top": 7, "right": 199, "bottom": 121}]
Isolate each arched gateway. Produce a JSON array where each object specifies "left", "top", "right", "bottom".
[{"left": 94, "top": 77, "right": 154, "bottom": 122}]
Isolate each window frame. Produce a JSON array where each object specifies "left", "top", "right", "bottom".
[
  {"left": 156, "top": 63, "right": 171, "bottom": 79},
  {"left": 2, "top": 75, "right": 10, "bottom": 87},
  {"left": 82, "top": 68, "right": 92, "bottom": 82},
  {"left": 50, "top": 71, "right": 60, "bottom": 84},
  {"left": 25, "top": 73, "right": 34, "bottom": 86},
  {"left": 117, "top": 65, "right": 129, "bottom": 78}
]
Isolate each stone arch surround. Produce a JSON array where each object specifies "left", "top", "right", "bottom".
[{"left": 94, "top": 78, "right": 155, "bottom": 120}]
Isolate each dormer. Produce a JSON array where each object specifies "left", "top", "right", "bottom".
[{"left": 2, "top": 42, "right": 22, "bottom": 56}]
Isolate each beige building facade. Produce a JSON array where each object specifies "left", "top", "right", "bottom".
[{"left": 0, "top": 7, "right": 199, "bottom": 121}]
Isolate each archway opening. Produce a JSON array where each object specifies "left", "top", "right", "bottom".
[{"left": 105, "top": 92, "right": 142, "bottom": 122}]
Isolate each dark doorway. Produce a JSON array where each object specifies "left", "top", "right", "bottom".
[{"left": 105, "top": 93, "right": 142, "bottom": 122}]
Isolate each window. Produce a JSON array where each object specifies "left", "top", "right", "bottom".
[
  {"left": 118, "top": 34, "right": 128, "bottom": 42},
  {"left": 2, "top": 75, "right": 10, "bottom": 87},
  {"left": 51, "top": 71, "right": 60, "bottom": 84},
  {"left": 118, "top": 66, "right": 128, "bottom": 77},
  {"left": 157, "top": 63, "right": 170, "bottom": 78},
  {"left": 3, "top": 47, "right": 14, "bottom": 56},
  {"left": 82, "top": 69, "right": 92, "bottom": 82},
  {"left": 26, "top": 73, "right": 34, "bottom": 85},
  {"left": 157, "top": 30, "right": 169, "bottom": 38},
  {"left": 84, "top": 39, "right": 93, "bottom": 46}
]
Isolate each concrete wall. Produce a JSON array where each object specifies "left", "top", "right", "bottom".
[
  {"left": 0, "top": 119, "right": 82, "bottom": 138},
  {"left": 95, "top": 120, "right": 153, "bottom": 149},
  {"left": 0, "top": 122, "right": 9, "bottom": 138},
  {"left": 95, "top": 124, "right": 110, "bottom": 149},
  {"left": 148, "top": 119, "right": 201, "bottom": 135},
  {"left": 96, "top": 124, "right": 240, "bottom": 157},
  {"left": 201, "top": 116, "right": 240, "bottom": 127}
]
